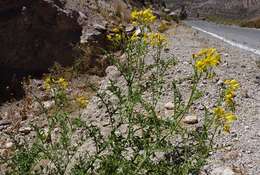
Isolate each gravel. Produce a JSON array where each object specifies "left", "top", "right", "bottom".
[
  {"left": 169, "top": 24, "right": 260, "bottom": 175},
  {"left": 80, "top": 24, "right": 260, "bottom": 174}
]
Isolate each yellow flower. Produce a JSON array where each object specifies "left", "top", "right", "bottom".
[
  {"left": 213, "top": 107, "right": 225, "bottom": 118},
  {"left": 146, "top": 32, "right": 167, "bottom": 47},
  {"left": 224, "top": 79, "right": 239, "bottom": 107},
  {"left": 213, "top": 106, "right": 237, "bottom": 132},
  {"left": 114, "top": 34, "right": 122, "bottom": 41},
  {"left": 107, "top": 34, "right": 113, "bottom": 41},
  {"left": 195, "top": 60, "right": 207, "bottom": 72},
  {"left": 206, "top": 48, "right": 217, "bottom": 57},
  {"left": 225, "top": 91, "right": 235, "bottom": 106},
  {"left": 194, "top": 48, "right": 221, "bottom": 72},
  {"left": 193, "top": 48, "right": 209, "bottom": 59},
  {"left": 131, "top": 8, "right": 156, "bottom": 26},
  {"left": 43, "top": 76, "right": 68, "bottom": 91},
  {"left": 107, "top": 33, "right": 123, "bottom": 43},
  {"left": 224, "top": 79, "right": 240, "bottom": 91},
  {"left": 57, "top": 78, "right": 68, "bottom": 89},
  {"left": 223, "top": 124, "right": 231, "bottom": 133},
  {"left": 44, "top": 76, "right": 52, "bottom": 90},
  {"left": 208, "top": 54, "right": 221, "bottom": 67},
  {"left": 225, "top": 112, "right": 237, "bottom": 123},
  {"left": 223, "top": 112, "right": 237, "bottom": 133},
  {"left": 112, "top": 27, "right": 120, "bottom": 33},
  {"left": 75, "top": 96, "right": 88, "bottom": 108},
  {"left": 130, "top": 32, "right": 140, "bottom": 42}
]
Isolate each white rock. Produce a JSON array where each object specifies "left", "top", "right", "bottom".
[
  {"left": 135, "top": 28, "right": 142, "bottom": 36},
  {"left": 164, "top": 102, "right": 174, "bottom": 110},
  {"left": 169, "top": 11, "right": 178, "bottom": 18},
  {"left": 217, "top": 79, "right": 224, "bottom": 86},
  {"left": 105, "top": 65, "right": 121, "bottom": 79},
  {"left": 211, "top": 166, "right": 235, "bottom": 175},
  {"left": 5, "top": 142, "right": 14, "bottom": 149},
  {"left": 182, "top": 115, "right": 198, "bottom": 124},
  {"left": 224, "top": 53, "right": 229, "bottom": 57},
  {"left": 125, "top": 25, "right": 135, "bottom": 33},
  {"left": 43, "top": 100, "right": 55, "bottom": 109},
  {"left": 163, "top": 8, "right": 171, "bottom": 13},
  {"left": 120, "top": 53, "right": 127, "bottom": 60}
]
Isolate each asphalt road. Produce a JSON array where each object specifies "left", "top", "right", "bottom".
[{"left": 184, "top": 20, "right": 260, "bottom": 55}]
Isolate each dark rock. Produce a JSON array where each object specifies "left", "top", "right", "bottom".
[
  {"left": 164, "top": 48, "right": 170, "bottom": 53},
  {"left": 0, "top": 0, "right": 82, "bottom": 73},
  {"left": 0, "top": 0, "right": 85, "bottom": 103},
  {"left": 179, "top": 5, "right": 187, "bottom": 20}
]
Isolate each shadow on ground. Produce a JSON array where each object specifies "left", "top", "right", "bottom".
[{"left": 0, "top": 67, "right": 44, "bottom": 104}]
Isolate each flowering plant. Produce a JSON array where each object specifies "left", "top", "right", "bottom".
[{"left": 5, "top": 9, "right": 240, "bottom": 175}]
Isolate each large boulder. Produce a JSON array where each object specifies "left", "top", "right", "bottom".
[
  {"left": 0, "top": 0, "right": 85, "bottom": 102},
  {"left": 0, "top": 0, "right": 118, "bottom": 102},
  {"left": 0, "top": 0, "right": 82, "bottom": 72}
]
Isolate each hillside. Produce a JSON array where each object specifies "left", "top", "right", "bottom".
[{"left": 166, "top": 0, "right": 260, "bottom": 20}]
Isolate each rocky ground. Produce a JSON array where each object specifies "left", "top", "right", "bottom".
[
  {"left": 81, "top": 23, "right": 260, "bottom": 174},
  {"left": 1, "top": 22, "right": 260, "bottom": 174},
  {"left": 168, "top": 24, "right": 260, "bottom": 175}
]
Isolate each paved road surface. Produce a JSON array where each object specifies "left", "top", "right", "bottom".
[{"left": 184, "top": 20, "right": 260, "bottom": 55}]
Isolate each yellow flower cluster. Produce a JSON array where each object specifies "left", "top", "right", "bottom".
[
  {"left": 193, "top": 48, "right": 221, "bottom": 72},
  {"left": 57, "top": 78, "right": 68, "bottom": 89},
  {"left": 213, "top": 107, "right": 237, "bottom": 132},
  {"left": 44, "top": 76, "right": 68, "bottom": 91},
  {"left": 224, "top": 79, "right": 240, "bottom": 107},
  {"left": 107, "top": 27, "right": 124, "bottom": 43},
  {"left": 145, "top": 32, "right": 167, "bottom": 47},
  {"left": 213, "top": 79, "right": 239, "bottom": 132},
  {"left": 75, "top": 96, "right": 88, "bottom": 108},
  {"left": 131, "top": 8, "right": 156, "bottom": 26}
]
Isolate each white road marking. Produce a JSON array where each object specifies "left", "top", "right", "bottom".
[{"left": 191, "top": 26, "right": 260, "bottom": 56}]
